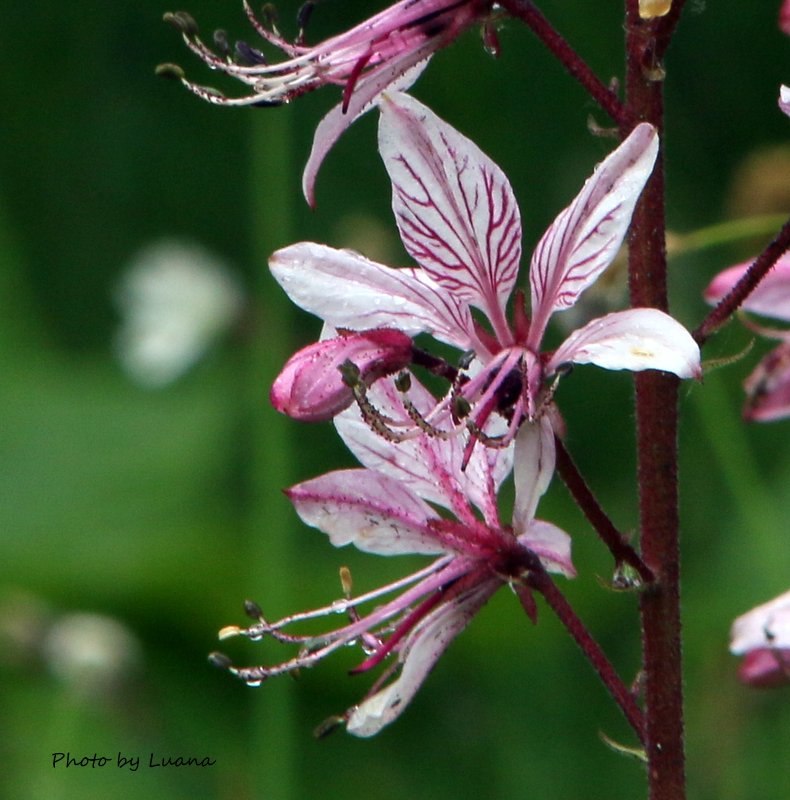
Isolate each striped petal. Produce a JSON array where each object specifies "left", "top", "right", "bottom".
[
  {"left": 286, "top": 468, "right": 445, "bottom": 555},
  {"left": 269, "top": 242, "right": 475, "bottom": 349},
  {"left": 379, "top": 92, "right": 521, "bottom": 343},
  {"left": 335, "top": 374, "right": 512, "bottom": 527},
  {"left": 528, "top": 124, "right": 658, "bottom": 346}
]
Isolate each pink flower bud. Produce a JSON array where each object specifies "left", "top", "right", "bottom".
[
  {"left": 738, "top": 648, "right": 790, "bottom": 688},
  {"left": 270, "top": 329, "right": 413, "bottom": 421},
  {"left": 743, "top": 342, "right": 790, "bottom": 422}
]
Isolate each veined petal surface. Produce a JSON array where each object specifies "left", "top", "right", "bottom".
[
  {"left": 270, "top": 242, "right": 474, "bottom": 349},
  {"left": 379, "top": 92, "right": 521, "bottom": 339},
  {"left": 529, "top": 124, "right": 659, "bottom": 344},
  {"left": 287, "top": 468, "right": 445, "bottom": 555},
  {"left": 335, "top": 375, "right": 511, "bottom": 526}
]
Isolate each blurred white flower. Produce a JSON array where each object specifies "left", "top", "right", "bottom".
[
  {"left": 43, "top": 612, "right": 142, "bottom": 697},
  {"left": 114, "top": 239, "right": 244, "bottom": 388}
]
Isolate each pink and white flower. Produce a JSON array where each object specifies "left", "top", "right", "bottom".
[
  {"left": 704, "top": 253, "right": 790, "bottom": 421},
  {"left": 730, "top": 589, "right": 790, "bottom": 688},
  {"left": 270, "top": 92, "right": 701, "bottom": 445},
  {"left": 214, "top": 375, "right": 572, "bottom": 736},
  {"left": 162, "top": 0, "right": 493, "bottom": 204}
]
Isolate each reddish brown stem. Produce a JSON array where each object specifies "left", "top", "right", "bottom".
[
  {"left": 655, "top": 0, "right": 690, "bottom": 59},
  {"left": 694, "top": 216, "right": 790, "bottom": 345},
  {"left": 554, "top": 436, "right": 655, "bottom": 584},
  {"left": 526, "top": 567, "right": 646, "bottom": 744},
  {"left": 625, "top": 5, "right": 686, "bottom": 799},
  {"left": 499, "top": 0, "right": 634, "bottom": 129}
]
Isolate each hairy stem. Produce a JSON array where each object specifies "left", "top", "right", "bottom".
[
  {"left": 525, "top": 569, "right": 646, "bottom": 743},
  {"left": 554, "top": 436, "right": 654, "bottom": 584},
  {"left": 694, "top": 216, "right": 790, "bottom": 345},
  {"left": 625, "top": 4, "right": 686, "bottom": 798},
  {"left": 499, "top": 0, "right": 633, "bottom": 128}
]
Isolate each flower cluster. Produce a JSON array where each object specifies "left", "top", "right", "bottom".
[
  {"left": 204, "top": 90, "right": 705, "bottom": 734},
  {"left": 270, "top": 93, "right": 700, "bottom": 453}
]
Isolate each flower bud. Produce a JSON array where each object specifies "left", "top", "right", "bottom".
[
  {"left": 743, "top": 342, "right": 790, "bottom": 422},
  {"left": 270, "top": 329, "right": 413, "bottom": 421}
]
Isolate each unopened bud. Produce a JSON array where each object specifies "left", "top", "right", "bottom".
[
  {"left": 270, "top": 329, "right": 413, "bottom": 422},
  {"left": 743, "top": 343, "right": 790, "bottom": 422}
]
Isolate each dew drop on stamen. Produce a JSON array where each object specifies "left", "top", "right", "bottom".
[{"left": 331, "top": 599, "right": 349, "bottom": 614}]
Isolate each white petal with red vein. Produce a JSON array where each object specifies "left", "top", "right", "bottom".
[
  {"left": 287, "top": 468, "right": 445, "bottom": 555},
  {"left": 270, "top": 242, "right": 474, "bottom": 349},
  {"left": 528, "top": 124, "right": 658, "bottom": 344},
  {"left": 379, "top": 92, "right": 521, "bottom": 340}
]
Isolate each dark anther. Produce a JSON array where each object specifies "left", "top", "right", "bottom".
[
  {"left": 496, "top": 369, "right": 523, "bottom": 411},
  {"left": 252, "top": 98, "right": 285, "bottom": 108},
  {"left": 261, "top": 3, "right": 279, "bottom": 27},
  {"left": 155, "top": 63, "right": 185, "bottom": 80},
  {"left": 394, "top": 371, "right": 412, "bottom": 393},
  {"left": 313, "top": 714, "right": 346, "bottom": 739},
  {"left": 458, "top": 349, "right": 476, "bottom": 370},
  {"left": 163, "top": 11, "right": 199, "bottom": 38},
  {"left": 208, "top": 651, "right": 233, "bottom": 670},
  {"left": 244, "top": 599, "right": 264, "bottom": 620},
  {"left": 339, "top": 359, "right": 361, "bottom": 388},
  {"left": 234, "top": 40, "right": 268, "bottom": 66},
  {"left": 452, "top": 394, "right": 471, "bottom": 421},
  {"left": 213, "top": 29, "right": 231, "bottom": 58},
  {"left": 297, "top": 1, "right": 314, "bottom": 41}
]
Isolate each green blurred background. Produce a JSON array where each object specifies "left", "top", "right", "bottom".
[{"left": 1, "top": 1, "right": 789, "bottom": 798}]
